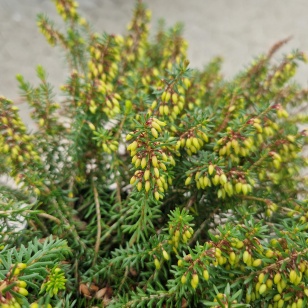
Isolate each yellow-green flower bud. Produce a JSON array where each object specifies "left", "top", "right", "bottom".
[
  {"left": 162, "top": 250, "right": 170, "bottom": 261},
  {"left": 184, "top": 229, "right": 192, "bottom": 239},
  {"left": 144, "top": 169, "right": 150, "bottom": 181},
  {"left": 219, "top": 146, "right": 227, "bottom": 156},
  {"left": 183, "top": 78, "right": 191, "bottom": 88},
  {"left": 181, "top": 274, "right": 187, "bottom": 284},
  {"left": 203, "top": 269, "right": 209, "bottom": 281},
  {"left": 192, "top": 137, "right": 200, "bottom": 149},
  {"left": 151, "top": 127, "right": 159, "bottom": 138},
  {"left": 289, "top": 269, "right": 297, "bottom": 284},
  {"left": 258, "top": 273, "right": 265, "bottom": 284},
  {"left": 17, "top": 280, "right": 27, "bottom": 288},
  {"left": 145, "top": 181, "right": 150, "bottom": 192},
  {"left": 151, "top": 100, "right": 158, "bottom": 109},
  {"left": 12, "top": 268, "right": 20, "bottom": 276},
  {"left": 212, "top": 174, "right": 220, "bottom": 186},
  {"left": 154, "top": 258, "right": 160, "bottom": 270},
  {"left": 186, "top": 137, "right": 192, "bottom": 149},
  {"left": 172, "top": 92, "right": 178, "bottom": 103},
  {"left": 161, "top": 152, "right": 168, "bottom": 162},
  {"left": 88, "top": 122, "right": 95, "bottom": 131},
  {"left": 169, "top": 155, "right": 176, "bottom": 166},
  {"left": 208, "top": 164, "right": 214, "bottom": 175},
  {"left": 299, "top": 262, "right": 306, "bottom": 273},
  {"left": 159, "top": 105, "right": 164, "bottom": 115},
  {"left": 273, "top": 294, "right": 281, "bottom": 302},
  {"left": 235, "top": 182, "right": 242, "bottom": 194},
  {"left": 266, "top": 278, "right": 273, "bottom": 289},
  {"left": 242, "top": 183, "right": 248, "bottom": 195},
  {"left": 215, "top": 248, "right": 222, "bottom": 258},
  {"left": 137, "top": 182, "right": 142, "bottom": 191},
  {"left": 201, "top": 132, "right": 208, "bottom": 142},
  {"left": 185, "top": 177, "right": 192, "bottom": 186},
  {"left": 191, "top": 273, "right": 199, "bottom": 289},
  {"left": 259, "top": 284, "right": 267, "bottom": 295},
  {"left": 229, "top": 252, "right": 236, "bottom": 263},
  {"left": 246, "top": 293, "right": 252, "bottom": 303},
  {"left": 141, "top": 157, "right": 147, "bottom": 169},
  {"left": 203, "top": 176, "right": 210, "bottom": 187},
  {"left": 175, "top": 140, "right": 181, "bottom": 150},
  {"left": 135, "top": 158, "right": 141, "bottom": 168},
  {"left": 219, "top": 174, "right": 227, "bottom": 185},
  {"left": 129, "top": 140, "right": 138, "bottom": 152},
  {"left": 165, "top": 92, "right": 171, "bottom": 102},
  {"left": 274, "top": 272, "right": 281, "bottom": 285},
  {"left": 265, "top": 249, "right": 274, "bottom": 258},
  {"left": 195, "top": 171, "right": 201, "bottom": 180},
  {"left": 132, "top": 155, "right": 138, "bottom": 164},
  {"left": 154, "top": 167, "right": 160, "bottom": 178},
  {"left": 156, "top": 178, "right": 163, "bottom": 187},
  {"left": 152, "top": 155, "right": 158, "bottom": 167},
  {"left": 296, "top": 299, "right": 303, "bottom": 308},
  {"left": 163, "top": 105, "right": 169, "bottom": 115},
  {"left": 253, "top": 259, "right": 262, "bottom": 267},
  {"left": 243, "top": 251, "right": 250, "bottom": 264},
  {"left": 153, "top": 118, "right": 166, "bottom": 126},
  {"left": 18, "top": 287, "right": 29, "bottom": 296},
  {"left": 151, "top": 121, "right": 161, "bottom": 132},
  {"left": 154, "top": 191, "right": 160, "bottom": 201}
]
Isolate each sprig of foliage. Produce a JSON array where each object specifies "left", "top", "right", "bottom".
[{"left": 0, "top": 0, "right": 307, "bottom": 307}]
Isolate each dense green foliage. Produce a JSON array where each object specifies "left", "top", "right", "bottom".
[{"left": 0, "top": 0, "right": 307, "bottom": 307}]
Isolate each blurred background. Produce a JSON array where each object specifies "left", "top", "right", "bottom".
[{"left": 1, "top": 0, "right": 308, "bottom": 121}]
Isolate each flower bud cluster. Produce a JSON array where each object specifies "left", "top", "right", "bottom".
[
  {"left": 185, "top": 164, "right": 252, "bottom": 199},
  {"left": 53, "top": 0, "right": 79, "bottom": 22},
  {"left": 244, "top": 237, "right": 308, "bottom": 306},
  {"left": 84, "top": 36, "right": 122, "bottom": 118},
  {"left": 215, "top": 129, "right": 255, "bottom": 164},
  {"left": 175, "top": 126, "right": 209, "bottom": 156},
  {"left": 0, "top": 98, "right": 42, "bottom": 193},
  {"left": 158, "top": 86, "right": 186, "bottom": 120},
  {"left": 178, "top": 251, "right": 211, "bottom": 291},
  {"left": 168, "top": 224, "right": 194, "bottom": 251},
  {"left": 270, "top": 60, "right": 298, "bottom": 88},
  {"left": 176, "top": 219, "right": 308, "bottom": 307},
  {"left": 124, "top": 5, "right": 151, "bottom": 64},
  {"left": 246, "top": 259, "right": 308, "bottom": 306},
  {"left": 158, "top": 30, "right": 188, "bottom": 71},
  {"left": 211, "top": 292, "right": 240, "bottom": 307},
  {"left": 91, "top": 126, "right": 119, "bottom": 154},
  {"left": 88, "top": 36, "right": 121, "bottom": 84},
  {"left": 153, "top": 247, "right": 171, "bottom": 271},
  {"left": 101, "top": 140, "right": 119, "bottom": 154},
  {"left": 127, "top": 118, "right": 174, "bottom": 200},
  {"left": 37, "top": 16, "right": 64, "bottom": 46},
  {"left": 0, "top": 263, "right": 28, "bottom": 308},
  {"left": 255, "top": 114, "right": 305, "bottom": 185},
  {"left": 265, "top": 200, "right": 278, "bottom": 217},
  {"left": 90, "top": 91, "right": 121, "bottom": 118}
]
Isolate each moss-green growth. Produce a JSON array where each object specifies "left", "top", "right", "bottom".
[{"left": 0, "top": 0, "right": 307, "bottom": 307}]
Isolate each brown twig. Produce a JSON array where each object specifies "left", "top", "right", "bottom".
[{"left": 92, "top": 180, "right": 102, "bottom": 266}]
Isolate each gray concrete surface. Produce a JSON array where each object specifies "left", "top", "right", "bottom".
[{"left": 1, "top": 0, "right": 308, "bottom": 103}]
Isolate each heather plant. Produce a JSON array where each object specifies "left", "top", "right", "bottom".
[{"left": 0, "top": 0, "right": 308, "bottom": 307}]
